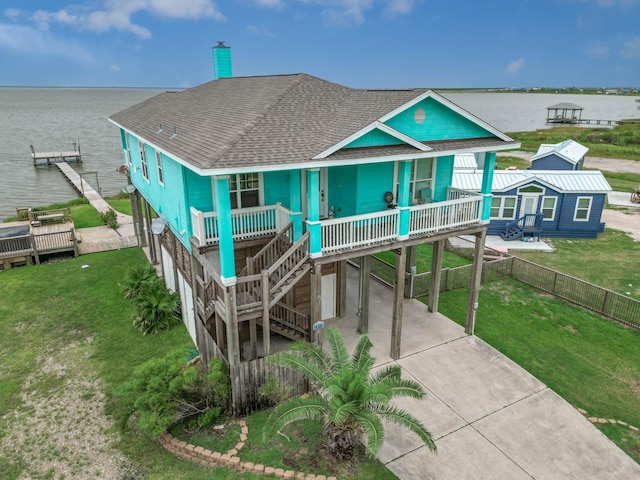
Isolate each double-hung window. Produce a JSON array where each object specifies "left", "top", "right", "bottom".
[
  {"left": 541, "top": 196, "right": 557, "bottom": 220},
  {"left": 490, "top": 196, "right": 517, "bottom": 219},
  {"left": 229, "top": 173, "right": 260, "bottom": 209},
  {"left": 574, "top": 196, "right": 592, "bottom": 221},
  {"left": 156, "top": 151, "right": 164, "bottom": 186},
  {"left": 410, "top": 158, "right": 433, "bottom": 204},
  {"left": 139, "top": 143, "right": 149, "bottom": 181}
]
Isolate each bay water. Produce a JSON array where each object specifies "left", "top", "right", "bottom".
[{"left": 0, "top": 87, "right": 638, "bottom": 221}]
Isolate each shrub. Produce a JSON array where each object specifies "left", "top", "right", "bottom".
[
  {"left": 132, "top": 281, "right": 181, "bottom": 335},
  {"left": 120, "top": 264, "right": 159, "bottom": 299},
  {"left": 100, "top": 208, "right": 119, "bottom": 229},
  {"left": 116, "top": 350, "right": 230, "bottom": 437}
]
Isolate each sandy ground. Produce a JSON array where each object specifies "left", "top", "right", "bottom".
[
  {"left": 602, "top": 208, "right": 640, "bottom": 241},
  {"left": 0, "top": 340, "right": 136, "bottom": 479}
]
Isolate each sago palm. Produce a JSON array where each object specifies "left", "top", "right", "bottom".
[
  {"left": 263, "top": 327, "right": 437, "bottom": 459},
  {"left": 132, "top": 282, "right": 181, "bottom": 335}
]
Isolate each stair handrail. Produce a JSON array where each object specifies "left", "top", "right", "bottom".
[
  {"left": 240, "top": 221, "right": 294, "bottom": 276},
  {"left": 267, "top": 232, "right": 310, "bottom": 299}
]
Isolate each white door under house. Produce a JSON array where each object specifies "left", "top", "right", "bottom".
[
  {"left": 321, "top": 273, "right": 336, "bottom": 320},
  {"left": 161, "top": 244, "right": 176, "bottom": 292},
  {"left": 177, "top": 270, "right": 197, "bottom": 345}
]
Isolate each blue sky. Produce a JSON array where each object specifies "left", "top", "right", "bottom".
[{"left": 1, "top": 0, "right": 639, "bottom": 89}]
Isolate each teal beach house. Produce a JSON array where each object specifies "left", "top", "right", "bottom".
[{"left": 109, "top": 44, "right": 519, "bottom": 410}]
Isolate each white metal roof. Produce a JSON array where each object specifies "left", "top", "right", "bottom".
[
  {"left": 532, "top": 139, "right": 588, "bottom": 165},
  {"left": 454, "top": 153, "right": 478, "bottom": 170},
  {"left": 452, "top": 170, "right": 612, "bottom": 193}
]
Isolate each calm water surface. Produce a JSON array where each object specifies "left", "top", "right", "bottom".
[{"left": 0, "top": 87, "right": 638, "bottom": 221}]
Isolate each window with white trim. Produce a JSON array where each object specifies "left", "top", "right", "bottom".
[
  {"left": 490, "top": 196, "right": 517, "bottom": 219},
  {"left": 574, "top": 196, "right": 592, "bottom": 221},
  {"left": 124, "top": 134, "right": 131, "bottom": 166},
  {"left": 155, "top": 151, "right": 164, "bottom": 186},
  {"left": 139, "top": 142, "right": 149, "bottom": 180},
  {"left": 541, "top": 196, "right": 557, "bottom": 220},
  {"left": 229, "top": 173, "right": 260, "bottom": 209},
  {"left": 410, "top": 158, "right": 433, "bottom": 204}
]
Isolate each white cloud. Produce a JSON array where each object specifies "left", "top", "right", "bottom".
[
  {"left": 505, "top": 58, "right": 525, "bottom": 74},
  {"left": 245, "top": 24, "right": 276, "bottom": 36},
  {"left": 384, "top": 0, "right": 414, "bottom": 16},
  {"left": 4, "top": 8, "right": 21, "bottom": 20},
  {"left": 108, "top": 64, "right": 121, "bottom": 72},
  {"left": 15, "top": 0, "right": 225, "bottom": 40},
  {"left": 621, "top": 36, "right": 640, "bottom": 57},
  {"left": 0, "top": 22, "right": 93, "bottom": 62},
  {"left": 297, "top": 0, "right": 414, "bottom": 26},
  {"left": 587, "top": 42, "right": 609, "bottom": 56},
  {"left": 253, "top": 0, "right": 286, "bottom": 9}
]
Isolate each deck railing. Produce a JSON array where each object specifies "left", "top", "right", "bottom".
[
  {"left": 409, "top": 191, "right": 482, "bottom": 237},
  {"left": 191, "top": 203, "right": 292, "bottom": 246},
  {"left": 321, "top": 209, "right": 400, "bottom": 254}
]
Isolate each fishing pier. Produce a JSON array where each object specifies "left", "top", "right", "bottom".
[
  {"left": 31, "top": 143, "right": 83, "bottom": 166},
  {"left": 546, "top": 103, "right": 618, "bottom": 126}
]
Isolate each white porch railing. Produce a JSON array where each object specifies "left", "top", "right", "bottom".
[
  {"left": 321, "top": 209, "right": 400, "bottom": 254},
  {"left": 190, "top": 203, "right": 292, "bottom": 246},
  {"left": 409, "top": 189, "right": 483, "bottom": 237}
]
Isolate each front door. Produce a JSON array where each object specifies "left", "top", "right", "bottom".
[
  {"left": 519, "top": 194, "right": 539, "bottom": 217},
  {"left": 302, "top": 168, "right": 328, "bottom": 219}
]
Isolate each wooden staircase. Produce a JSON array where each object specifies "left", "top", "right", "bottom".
[
  {"left": 500, "top": 214, "right": 543, "bottom": 241},
  {"left": 197, "top": 227, "right": 311, "bottom": 342}
]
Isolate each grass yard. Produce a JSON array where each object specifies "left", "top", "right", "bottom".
[
  {"left": 0, "top": 249, "right": 395, "bottom": 480},
  {"left": 512, "top": 229, "right": 640, "bottom": 300},
  {"left": 0, "top": 249, "right": 249, "bottom": 479},
  {"left": 436, "top": 280, "right": 640, "bottom": 464},
  {"left": 509, "top": 124, "right": 640, "bottom": 161},
  {"left": 375, "top": 244, "right": 471, "bottom": 273}
]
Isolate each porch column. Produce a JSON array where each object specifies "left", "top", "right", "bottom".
[
  {"left": 428, "top": 240, "right": 445, "bottom": 312},
  {"left": 224, "top": 285, "right": 241, "bottom": 366},
  {"left": 358, "top": 255, "right": 371, "bottom": 334},
  {"left": 214, "top": 176, "right": 236, "bottom": 285},
  {"left": 480, "top": 152, "right": 496, "bottom": 222},
  {"left": 306, "top": 169, "right": 322, "bottom": 258},
  {"left": 310, "top": 263, "right": 322, "bottom": 344},
  {"left": 289, "top": 170, "right": 303, "bottom": 241},
  {"left": 465, "top": 229, "right": 487, "bottom": 335},
  {"left": 391, "top": 247, "right": 407, "bottom": 360},
  {"left": 404, "top": 246, "right": 416, "bottom": 298},
  {"left": 397, "top": 160, "right": 412, "bottom": 240},
  {"left": 143, "top": 199, "right": 156, "bottom": 264}
]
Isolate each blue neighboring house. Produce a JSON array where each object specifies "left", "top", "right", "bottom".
[
  {"left": 109, "top": 44, "right": 520, "bottom": 407},
  {"left": 529, "top": 139, "right": 588, "bottom": 170},
  {"left": 452, "top": 169, "right": 611, "bottom": 240}
]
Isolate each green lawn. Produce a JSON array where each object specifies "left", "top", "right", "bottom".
[
  {"left": 0, "top": 249, "right": 394, "bottom": 480},
  {"left": 512, "top": 229, "right": 640, "bottom": 300},
  {"left": 509, "top": 124, "right": 640, "bottom": 161},
  {"left": 436, "top": 280, "right": 640, "bottom": 464}
]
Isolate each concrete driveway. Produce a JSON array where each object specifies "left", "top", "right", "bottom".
[{"left": 326, "top": 266, "right": 640, "bottom": 479}]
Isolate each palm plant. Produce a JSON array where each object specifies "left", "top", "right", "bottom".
[
  {"left": 120, "top": 263, "right": 158, "bottom": 298},
  {"left": 132, "top": 281, "right": 181, "bottom": 335},
  {"left": 263, "top": 327, "right": 437, "bottom": 459}
]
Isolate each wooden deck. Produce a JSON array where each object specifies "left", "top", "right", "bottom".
[
  {"left": 0, "top": 218, "right": 78, "bottom": 270},
  {"left": 31, "top": 144, "right": 82, "bottom": 166}
]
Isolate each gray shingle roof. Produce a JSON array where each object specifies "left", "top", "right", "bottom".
[{"left": 109, "top": 73, "right": 511, "bottom": 172}]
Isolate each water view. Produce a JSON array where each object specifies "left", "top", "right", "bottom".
[{"left": 0, "top": 87, "right": 638, "bottom": 221}]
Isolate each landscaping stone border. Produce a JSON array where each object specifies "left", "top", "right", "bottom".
[
  {"left": 577, "top": 408, "right": 640, "bottom": 432},
  {"left": 159, "top": 419, "right": 338, "bottom": 480}
]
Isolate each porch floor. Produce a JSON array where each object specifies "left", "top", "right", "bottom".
[{"left": 324, "top": 265, "right": 639, "bottom": 480}]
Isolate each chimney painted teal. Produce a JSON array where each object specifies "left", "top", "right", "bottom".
[{"left": 212, "top": 41, "right": 232, "bottom": 80}]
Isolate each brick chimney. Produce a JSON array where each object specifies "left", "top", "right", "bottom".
[{"left": 212, "top": 41, "right": 232, "bottom": 80}]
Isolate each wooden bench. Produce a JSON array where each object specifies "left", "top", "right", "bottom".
[{"left": 34, "top": 213, "right": 65, "bottom": 225}]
